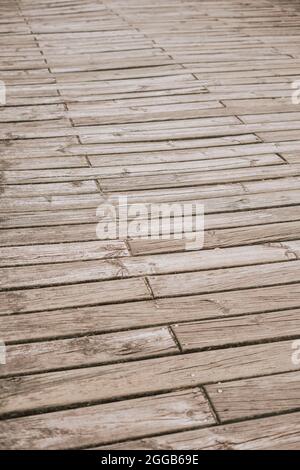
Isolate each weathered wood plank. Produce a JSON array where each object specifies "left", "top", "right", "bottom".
[
  {"left": 205, "top": 372, "right": 300, "bottom": 422},
  {"left": 2, "top": 0, "right": 300, "bottom": 447},
  {"left": 173, "top": 309, "right": 300, "bottom": 351},
  {"left": 0, "top": 240, "right": 129, "bottom": 266},
  {"left": 99, "top": 412, "right": 300, "bottom": 450},
  {"left": 0, "top": 341, "right": 297, "bottom": 417},
  {"left": 0, "top": 327, "right": 178, "bottom": 377},
  {"left": 100, "top": 165, "right": 300, "bottom": 191},
  {"left": 0, "top": 223, "right": 99, "bottom": 246},
  {"left": 0, "top": 244, "right": 295, "bottom": 289},
  {"left": 148, "top": 260, "right": 300, "bottom": 298},
  {"left": 0, "top": 277, "right": 151, "bottom": 315},
  {"left": 81, "top": 122, "right": 300, "bottom": 144},
  {"left": 128, "top": 220, "right": 300, "bottom": 255},
  {"left": 0, "top": 104, "right": 65, "bottom": 122},
  {"left": 1, "top": 153, "right": 283, "bottom": 185},
  {"left": 0, "top": 137, "right": 78, "bottom": 159},
  {"left": 2, "top": 204, "right": 300, "bottom": 230},
  {"left": 0, "top": 389, "right": 214, "bottom": 450},
  {"left": 1, "top": 181, "right": 98, "bottom": 198},
  {"left": 2, "top": 283, "right": 300, "bottom": 343},
  {"left": 0, "top": 156, "right": 88, "bottom": 170}
]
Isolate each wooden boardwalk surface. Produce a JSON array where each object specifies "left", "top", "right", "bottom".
[{"left": 1, "top": 0, "right": 300, "bottom": 450}]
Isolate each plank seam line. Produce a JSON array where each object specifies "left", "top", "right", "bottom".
[
  {"left": 276, "top": 152, "right": 290, "bottom": 164},
  {"left": 168, "top": 325, "right": 183, "bottom": 354},
  {"left": 201, "top": 386, "right": 221, "bottom": 425},
  {"left": 144, "top": 277, "right": 155, "bottom": 299}
]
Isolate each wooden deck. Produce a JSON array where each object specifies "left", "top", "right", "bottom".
[{"left": 1, "top": 0, "right": 300, "bottom": 450}]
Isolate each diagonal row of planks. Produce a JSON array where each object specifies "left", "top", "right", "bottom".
[{"left": 1, "top": 0, "right": 300, "bottom": 450}]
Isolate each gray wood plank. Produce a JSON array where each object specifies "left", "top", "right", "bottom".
[
  {"left": 0, "top": 327, "right": 178, "bottom": 377},
  {"left": 2, "top": 283, "right": 300, "bottom": 343},
  {"left": 0, "top": 277, "right": 151, "bottom": 315},
  {"left": 173, "top": 309, "right": 300, "bottom": 351},
  {"left": 0, "top": 340, "right": 297, "bottom": 416},
  {"left": 0, "top": 389, "right": 215, "bottom": 449},
  {"left": 148, "top": 259, "right": 300, "bottom": 298},
  {"left": 205, "top": 372, "right": 300, "bottom": 422},
  {"left": 0, "top": 243, "right": 295, "bottom": 289},
  {"left": 98, "top": 412, "right": 300, "bottom": 450}
]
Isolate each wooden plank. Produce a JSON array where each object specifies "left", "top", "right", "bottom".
[
  {"left": 0, "top": 137, "right": 78, "bottom": 159},
  {"left": 129, "top": 221, "right": 300, "bottom": 255},
  {"left": 0, "top": 104, "right": 65, "bottom": 122},
  {"left": 70, "top": 102, "right": 229, "bottom": 125},
  {"left": 205, "top": 372, "right": 300, "bottom": 422},
  {"left": 30, "top": 87, "right": 214, "bottom": 105},
  {"left": 2, "top": 204, "right": 300, "bottom": 230},
  {"left": 258, "top": 130, "right": 300, "bottom": 142},
  {"left": 0, "top": 156, "right": 88, "bottom": 170},
  {"left": 51, "top": 57, "right": 175, "bottom": 74},
  {"left": 59, "top": 74, "right": 198, "bottom": 96},
  {"left": 282, "top": 153, "right": 300, "bottom": 164},
  {"left": 73, "top": 142, "right": 300, "bottom": 164},
  {"left": 0, "top": 243, "right": 296, "bottom": 289},
  {"left": 0, "top": 327, "right": 178, "bottom": 377},
  {"left": 1, "top": 153, "right": 284, "bottom": 185},
  {"left": 148, "top": 260, "right": 300, "bottom": 298},
  {"left": 0, "top": 223, "right": 99, "bottom": 246},
  {"left": 1, "top": 181, "right": 99, "bottom": 198},
  {"left": 54, "top": 64, "right": 184, "bottom": 82},
  {"left": 99, "top": 165, "right": 300, "bottom": 191},
  {"left": 94, "top": 176, "right": 300, "bottom": 201},
  {"left": 3, "top": 187, "right": 300, "bottom": 217},
  {"left": 81, "top": 122, "right": 300, "bottom": 144},
  {"left": 0, "top": 389, "right": 214, "bottom": 450},
  {"left": 2, "top": 216, "right": 300, "bottom": 250},
  {"left": 0, "top": 240, "right": 129, "bottom": 266},
  {"left": 2, "top": 283, "right": 300, "bottom": 344},
  {"left": 0, "top": 340, "right": 297, "bottom": 417},
  {"left": 99, "top": 412, "right": 300, "bottom": 450},
  {"left": 0, "top": 118, "right": 72, "bottom": 140},
  {"left": 87, "top": 154, "right": 284, "bottom": 175},
  {"left": 80, "top": 116, "right": 240, "bottom": 137},
  {"left": 106, "top": 190, "right": 300, "bottom": 217},
  {"left": 0, "top": 277, "right": 151, "bottom": 315},
  {"left": 173, "top": 309, "right": 300, "bottom": 351},
  {"left": 240, "top": 112, "right": 300, "bottom": 124},
  {"left": 2, "top": 0, "right": 300, "bottom": 447},
  {"left": 0, "top": 194, "right": 104, "bottom": 211}
]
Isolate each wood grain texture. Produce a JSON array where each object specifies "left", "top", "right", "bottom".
[
  {"left": 0, "top": 389, "right": 215, "bottom": 449},
  {"left": 0, "top": 341, "right": 297, "bottom": 417},
  {"left": 148, "top": 260, "right": 300, "bottom": 298},
  {"left": 173, "top": 309, "right": 300, "bottom": 351},
  {"left": 0, "top": 244, "right": 296, "bottom": 289},
  {"left": 2, "top": 0, "right": 300, "bottom": 449},
  {"left": 0, "top": 327, "right": 178, "bottom": 377},
  {"left": 99, "top": 412, "right": 300, "bottom": 450},
  {"left": 2, "top": 283, "right": 300, "bottom": 343},
  {"left": 205, "top": 372, "right": 300, "bottom": 422},
  {"left": 0, "top": 278, "right": 151, "bottom": 315}
]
